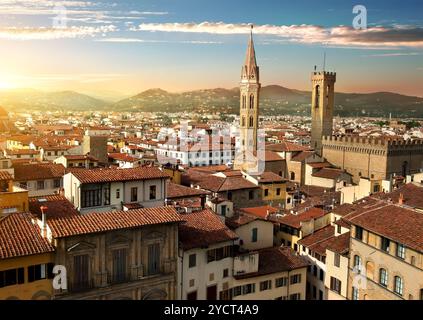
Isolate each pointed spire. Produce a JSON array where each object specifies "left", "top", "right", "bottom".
[
  {"left": 244, "top": 24, "right": 257, "bottom": 70},
  {"left": 242, "top": 24, "right": 259, "bottom": 81}
]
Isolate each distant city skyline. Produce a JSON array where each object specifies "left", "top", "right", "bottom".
[{"left": 0, "top": 0, "right": 422, "bottom": 98}]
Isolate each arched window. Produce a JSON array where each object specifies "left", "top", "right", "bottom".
[
  {"left": 315, "top": 85, "right": 320, "bottom": 108},
  {"left": 250, "top": 95, "right": 254, "bottom": 109},
  {"left": 241, "top": 116, "right": 245, "bottom": 127},
  {"left": 379, "top": 268, "right": 388, "bottom": 287},
  {"left": 242, "top": 95, "right": 246, "bottom": 109},
  {"left": 394, "top": 276, "right": 403, "bottom": 295},
  {"left": 249, "top": 116, "right": 254, "bottom": 127},
  {"left": 353, "top": 255, "right": 362, "bottom": 273}
]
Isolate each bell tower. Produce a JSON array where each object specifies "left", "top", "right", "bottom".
[
  {"left": 310, "top": 70, "right": 336, "bottom": 156},
  {"left": 236, "top": 25, "right": 260, "bottom": 170}
]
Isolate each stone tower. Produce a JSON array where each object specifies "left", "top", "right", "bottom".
[
  {"left": 310, "top": 70, "right": 336, "bottom": 155},
  {"left": 236, "top": 25, "right": 261, "bottom": 170}
]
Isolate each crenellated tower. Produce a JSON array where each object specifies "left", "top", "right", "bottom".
[{"left": 310, "top": 70, "right": 336, "bottom": 155}]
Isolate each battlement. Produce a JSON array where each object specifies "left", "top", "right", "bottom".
[
  {"left": 322, "top": 135, "right": 423, "bottom": 149},
  {"left": 311, "top": 71, "right": 336, "bottom": 82}
]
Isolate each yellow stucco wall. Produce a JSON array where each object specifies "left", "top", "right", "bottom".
[{"left": 0, "top": 253, "right": 54, "bottom": 300}]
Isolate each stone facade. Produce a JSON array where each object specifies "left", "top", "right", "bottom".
[
  {"left": 322, "top": 136, "right": 423, "bottom": 184},
  {"left": 310, "top": 72, "right": 336, "bottom": 156},
  {"left": 53, "top": 224, "right": 179, "bottom": 300}
]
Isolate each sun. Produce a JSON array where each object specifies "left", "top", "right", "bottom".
[{"left": 0, "top": 80, "right": 15, "bottom": 90}]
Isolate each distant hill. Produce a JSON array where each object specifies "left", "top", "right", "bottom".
[
  {"left": 113, "top": 85, "right": 423, "bottom": 118},
  {"left": 0, "top": 89, "right": 109, "bottom": 112},
  {"left": 1, "top": 86, "right": 422, "bottom": 118}
]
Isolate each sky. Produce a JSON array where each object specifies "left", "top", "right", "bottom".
[{"left": 0, "top": 0, "right": 422, "bottom": 99}]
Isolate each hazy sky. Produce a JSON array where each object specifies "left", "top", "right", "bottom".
[{"left": 0, "top": 0, "right": 422, "bottom": 99}]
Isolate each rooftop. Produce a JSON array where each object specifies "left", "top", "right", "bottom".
[
  {"left": 69, "top": 166, "right": 169, "bottom": 184},
  {"left": 179, "top": 209, "right": 238, "bottom": 250}
]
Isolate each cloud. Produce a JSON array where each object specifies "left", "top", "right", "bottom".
[
  {"left": 0, "top": 25, "right": 117, "bottom": 40},
  {"left": 133, "top": 22, "right": 423, "bottom": 48},
  {"left": 96, "top": 37, "right": 222, "bottom": 44},
  {"left": 362, "top": 52, "right": 421, "bottom": 57}
]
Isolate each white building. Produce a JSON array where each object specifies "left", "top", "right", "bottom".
[
  {"left": 63, "top": 167, "right": 169, "bottom": 213},
  {"left": 178, "top": 209, "right": 238, "bottom": 300}
]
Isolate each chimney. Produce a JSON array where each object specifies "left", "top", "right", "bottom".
[
  {"left": 398, "top": 193, "right": 404, "bottom": 205},
  {"left": 40, "top": 206, "right": 48, "bottom": 238},
  {"left": 265, "top": 209, "right": 270, "bottom": 220}
]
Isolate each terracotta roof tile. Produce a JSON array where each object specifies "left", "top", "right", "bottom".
[
  {"left": 14, "top": 163, "right": 65, "bottom": 181},
  {"left": 48, "top": 206, "right": 182, "bottom": 238},
  {"left": 166, "top": 182, "right": 210, "bottom": 199},
  {"left": 69, "top": 166, "right": 169, "bottom": 184},
  {"left": 234, "top": 246, "right": 309, "bottom": 279},
  {"left": 278, "top": 207, "right": 326, "bottom": 229},
  {"left": 0, "top": 212, "right": 55, "bottom": 259},
  {"left": 29, "top": 195, "right": 80, "bottom": 220},
  {"left": 179, "top": 209, "right": 238, "bottom": 250}
]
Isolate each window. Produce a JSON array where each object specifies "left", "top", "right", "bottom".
[
  {"left": 148, "top": 243, "right": 160, "bottom": 275},
  {"left": 112, "top": 248, "right": 127, "bottom": 283},
  {"left": 248, "top": 190, "right": 254, "bottom": 200},
  {"left": 37, "top": 180, "right": 45, "bottom": 190},
  {"left": 53, "top": 179, "right": 61, "bottom": 188},
  {"left": 379, "top": 268, "right": 388, "bottom": 287},
  {"left": 355, "top": 226, "right": 363, "bottom": 241},
  {"left": 334, "top": 253, "right": 341, "bottom": 267},
  {"left": 381, "top": 237, "right": 390, "bottom": 252},
  {"left": 275, "top": 277, "right": 288, "bottom": 287},
  {"left": 353, "top": 255, "right": 362, "bottom": 273},
  {"left": 330, "top": 277, "right": 341, "bottom": 294},
  {"left": 103, "top": 184, "right": 110, "bottom": 206},
  {"left": 223, "top": 269, "right": 229, "bottom": 278},
  {"left": 28, "top": 263, "right": 54, "bottom": 282},
  {"left": 319, "top": 269, "right": 324, "bottom": 281},
  {"left": 0, "top": 268, "right": 24, "bottom": 288},
  {"left": 314, "top": 85, "right": 320, "bottom": 108},
  {"left": 396, "top": 243, "right": 405, "bottom": 259},
  {"left": 352, "top": 286, "right": 359, "bottom": 300},
  {"left": 149, "top": 185, "right": 157, "bottom": 200},
  {"left": 249, "top": 116, "right": 254, "bottom": 127},
  {"left": 276, "top": 188, "right": 281, "bottom": 196},
  {"left": 131, "top": 187, "right": 138, "bottom": 202},
  {"left": 251, "top": 228, "right": 258, "bottom": 243},
  {"left": 337, "top": 224, "right": 342, "bottom": 234},
  {"left": 73, "top": 254, "right": 90, "bottom": 290},
  {"left": 81, "top": 184, "right": 102, "bottom": 208},
  {"left": 189, "top": 254, "right": 196, "bottom": 268},
  {"left": 249, "top": 95, "right": 254, "bottom": 109},
  {"left": 227, "top": 192, "right": 232, "bottom": 201},
  {"left": 394, "top": 276, "right": 403, "bottom": 296},
  {"left": 242, "top": 283, "right": 255, "bottom": 295},
  {"left": 260, "top": 280, "right": 272, "bottom": 291},
  {"left": 116, "top": 189, "right": 120, "bottom": 199},
  {"left": 264, "top": 189, "right": 269, "bottom": 197},
  {"left": 319, "top": 290, "right": 323, "bottom": 300},
  {"left": 290, "top": 293, "right": 301, "bottom": 300},
  {"left": 420, "top": 288, "right": 423, "bottom": 300},
  {"left": 290, "top": 274, "right": 301, "bottom": 284},
  {"left": 233, "top": 286, "right": 242, "bottom": 297},
  {"left": 313, "top": 265, "right": 317, "bottom": 277}
]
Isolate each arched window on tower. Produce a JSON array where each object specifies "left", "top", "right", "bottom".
[
  {"left": 315, "top": 85, "right": 320, "bottom": 108},
  {"left": 250, "top": 95, "right": 254, "bottom": 109},
  {"left": 249, "top": 116, "right": 254, "bottom": 127},
  {"left": 242, "top": 95, "right": 246, "bottom": 109},
  {"left": 241, "top": 116, "right": 246, "bottom": 127}
]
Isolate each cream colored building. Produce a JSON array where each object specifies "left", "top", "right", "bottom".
[{"left": 346, "top": 204, "right": 423, "bottom": 300}]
